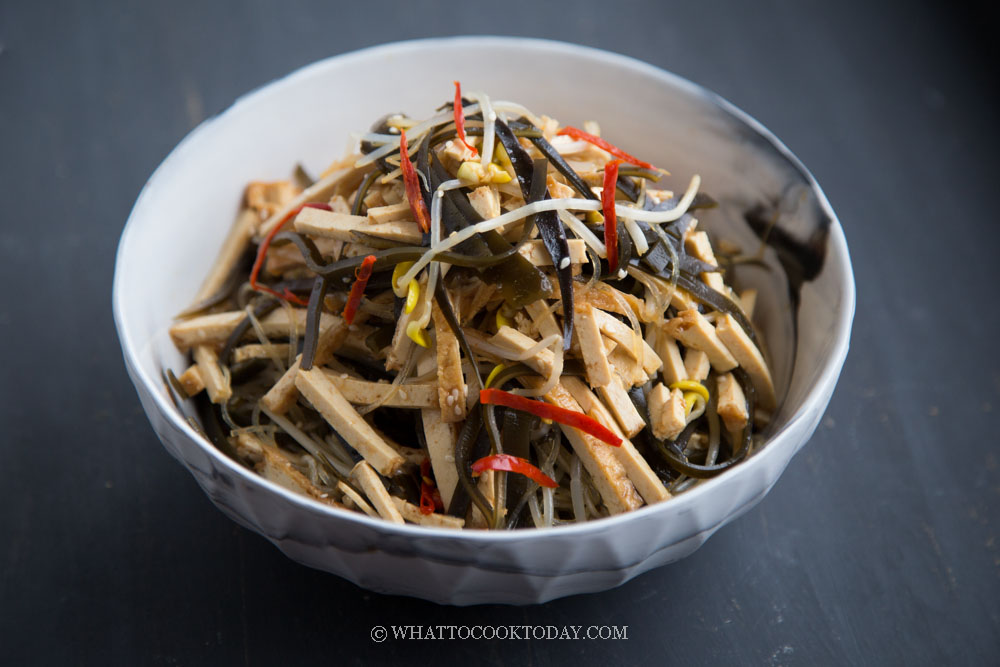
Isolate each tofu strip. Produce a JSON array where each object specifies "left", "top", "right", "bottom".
[
  {"left": 523, "top": 378, "right": 643, "bottom": 514},
  {"left": 294, "top": 206, "right": 423, "bottom": 244},
  {"left": 592, "top": 309, "right": 662, "bottom": 376},
  {"left": 648, "top": 384, "right": 687, "bottom": 441},
  {"left": 319, "top": 371, "right": 437, "bottom": 408},
  {"left": 350, "top": 461, "right": 405, "bottom": 524},
  {"left": 487, "top": 326, "right": 556, "bottom": 375},
  {"left": 596, "top": 375, "right": 646, "bottom": 438},
  {"left": 525, "top": 299, "right": 561, "bottom": 339},
  {"left": 192, "top": 345, "right": 231, "bottom": 403},
  {"left": 231, "top": 343, "right": 292, "bottom": 363},
  {"left": 715, "top": 313, "right": 777, "bottom": 411},
  {"left": 293, "top": 207, "right": 368, "bottom": 239},
  {"left": 652, "top": 328, "right": 687, "bottom": 385},
  {"left": 391, "top": 497, "right": 465, "bottom": 528},
  {"left": 170, "top": 308, "right": 334, "bottom": 350},
  {"left": 490, "top": 327, "right": 642, "bottom": 513},
  {"left": 177, "top": 365, "right": 205, "bottom": 397},
  {"left": 739, "top": 289, "right": 758, "bottom": 319},
  {"left": 240, "top": 433, "right": 343, "bottom": 508},
  {"left": 563, "top": 377, "right": 671, "bottom": 504},
  {"left": 337, "top": 481, "right": 379, "bottom": 518},
  {"left": 608, "top": 348, "right": 646, "bottom": 387},
  {"left": 669, "top": 287, "right": 698, "bottom": 312},
  {"left": 258, "top": 164, "right": 368, "bottom": 237},
  {"left": 574, "top": 303, "right": 614, "bottom": 388},
  {"left": 420, "top": 409, "right": 459, "bottom": 509},
  {"left": 190, "top": 208, "right": 256, "bottom": 305},
  {"left": 431, "top": 301, "right": 468, "bottom": 422},
  {"left": 366, "top": 202, "right": 411, "bottom": 223},
  {"left": 663, "top": 308, "right": 737, "bottom": 372},
  {"left": 295, "top": 367, "right": 405, "bottom": 476},
  {"left": 684, "top": 349, "right": 711, "bottom": 382},
  {"left": 518, "top": 239, "right": 588, "bottom": 266},
  {"left": 716, "top": 372, "right": 749, "bottom": 433},
  {"left": 260, "top": 316, "right": 348, "bottom": 414}
]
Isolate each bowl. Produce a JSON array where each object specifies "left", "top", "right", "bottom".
[{"left": 113, "top": 37, "right": 854, "bottom": 605}]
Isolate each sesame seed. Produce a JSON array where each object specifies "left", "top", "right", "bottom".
[
  {"left": 454, "top": 405, "right": 463, "bottom": 416},
  {"left": 559, "top": 257, "right": 571, "bottom": 270}
]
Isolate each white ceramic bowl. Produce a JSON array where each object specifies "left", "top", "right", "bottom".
[{"left": 113, "top": 37, "right": 854, "bottom": 605}]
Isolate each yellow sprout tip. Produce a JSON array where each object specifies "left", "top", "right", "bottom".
[
  {"left": 392, "top": 261, "right": 415, "bottom": 290},
  {"left": 683, "top": 392, "right": 699, "bottom": 416},
  {"left": 670, "top": 380, "right": 710, "bottom": 403},
  {"left": 495, "top": 310, "right": 512, "bottom": 330},
  {"left": 457, "top": 161, "right": 485, "bottom": 184},
  {"left": 404, "top": 279, "right": 420, "bottom": 314},
  {"left": 406, "top": 322, "right": 430, "bottom": 348},
  {"left": 487, "top": 163, "right": 512, "bottom": 184}
]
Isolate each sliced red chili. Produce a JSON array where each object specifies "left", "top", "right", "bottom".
[
  {"left": 453, "top": 80, "right": 478, "bottom": 155},
  {"left": 250, "top": 202, "right": 332, "bottom": 305},
  {"left": 471, "top": 454, "right": 558, "bottom": 489},
  {"left": 342, "top": 254, "right": 376, "bottom": 325},
  {"left": 556, "top": 126, "right": 656, "bottom": 170},
  {"left": 602, "top": 158, "right": 623, "bottom": 275},
  {"left": 399, "top": 130, "right": 431, "bottom": 233},
  {"left": 419, "top": 458, "right": 443, "bottom": 515},
  {"left": 479, "top": 388, "right": 622, "bottom": 447}
]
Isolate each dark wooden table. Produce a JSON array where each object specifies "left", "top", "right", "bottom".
[{"left": 2, "top": 0, "right": 997, "bottom": 663}]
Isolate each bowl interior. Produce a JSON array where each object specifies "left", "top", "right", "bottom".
[{"left": 115, "top": 37, "right": 852, "bottom": 539}]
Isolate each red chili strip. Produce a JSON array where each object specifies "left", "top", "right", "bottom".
[
  {"left": 399, "top": 130, "right": 431, "bottom": 233},
  {"left": 342, "top": 254, "right": 376, "bottom": 325},
  {"left": 419, "top": 458, "right": 443, "bottom": 515},
  {"left": 453, "top": 81, "right": 478, "bottom": 155},
  {"left": 556, "top": 126, "right": 656, "bottom": 170},
  {"left": 250, "top": 202, "right": 332, "bottom": 305},
  {"left": 471, "top": 454, "right": 558, "bottom": 489},
  {"left": 602, "top": 158, "right": 623, "bottom": 275},
  {"left": 479, "top": 388, "right": 623, "bottom": 447}
]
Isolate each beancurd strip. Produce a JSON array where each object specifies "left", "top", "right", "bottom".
[
  {"left": 562, "top": 377, "right": 671, "bottom": 505},
  {"left": 391, "top": 497, "right": 465, "bottom": 528},
  {"left": 192, "top": 345, "right": 231, "bottom": 404},
  {"left": 338, "top": 481, "right": 380, "bottom": 518},
  {"left": 295, "top": 367, "right": 405, "bottom": 477},
  {"left": 521, "top": 378, "right": 642, "bottom": 515},
  {"left": 189, "top": 208, "right": 256, "bottom": 306},
  {"left": 350, "top": 462, "right": 405, "bottom": 524},
  {"left": 170, "top": 308, "right": 328, "bottom": 350},
  {"left": 259, "top": 165, "right": 368, "bottom": 237}
]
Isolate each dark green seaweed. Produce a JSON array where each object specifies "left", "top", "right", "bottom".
[
  {"left": 299, "top": 276, "right": 329, "bottom": 371},
  {"left": 494, "top": 118, "right": 574, "bottom": 347}
]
